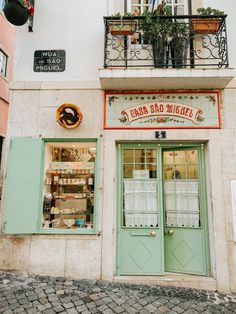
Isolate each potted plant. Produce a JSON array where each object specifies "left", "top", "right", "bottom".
[
  {"left": 192, "top": 7, "right": 225, "bottom": 34},
  {"left": 108, "top": 13, "right": 137, "bottom": 36},
  {"left": 140, "top": 2, "right": 188, "bottom": 68}
]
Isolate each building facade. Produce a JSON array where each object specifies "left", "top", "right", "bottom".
[
  {"left": 0, "top": 3, "right": 15, "bottom": 195},
  {"left": 1, "top": 0, "right": 236, "bottom": 293}
]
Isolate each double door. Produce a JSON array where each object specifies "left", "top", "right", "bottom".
[{"left": 117, "top": 143, "right": 210, "bottom": 276}]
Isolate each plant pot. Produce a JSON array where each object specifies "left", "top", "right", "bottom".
[
  {"left": 170, "top": 36, "right": 187, "bottom": 68},
  {"left": 191, "top": 18, "right": 221, "bottom": 34},
  {"left": 109, "top": 20, "right": 137, "bottom": 35},
  {"left": 151, "top": 37, "right": 166, "bottom": 68}
]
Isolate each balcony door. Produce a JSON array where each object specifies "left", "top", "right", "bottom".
[{"left": 126, "top": 0, "right": 189, "bottom": 15}]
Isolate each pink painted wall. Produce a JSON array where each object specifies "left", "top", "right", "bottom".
[{"left": 0, "top": 11, "right": 15, "bottom": 136}]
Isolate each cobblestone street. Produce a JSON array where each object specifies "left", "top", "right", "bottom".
[{"left": 0, "top": 272, "right": 235, "bottom": 314}]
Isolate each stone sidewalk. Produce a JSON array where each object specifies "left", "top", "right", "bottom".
[{"left": 0, "top": 272, "right": 235, "bottom": 314}]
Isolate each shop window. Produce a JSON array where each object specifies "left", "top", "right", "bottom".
[
  {"left": 43, "top": 142, "right": 96, "bottom": 230},
  {"left": 3, "top": 138, "right": 98, "bottom": 234},
  {"left": 0, "top": 50, "right": 8, "bottom": 77}
]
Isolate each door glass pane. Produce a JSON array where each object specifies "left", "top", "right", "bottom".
[
  {"left": 123, "top": 149, "right": 133, "bottom": 163},
  {"left": 173, "top": 150, "right": 185, "bottom": 164},
  {"left": 186, "top": 149, "right": 198, "bottom": 164},
  {"left": 187, "top": 165, "right": 198, "bottom": 179},
  {"left": 123, "top": 164, "right": 134, "bottom": 178},
  {"left": 163, "top": 149, "right": 200, "bottom": 228},
  {"left": 164, "top": 165, "right": 173, "bottom": 179},
  {"left": 135, "top": 164, "right": 145, "bottom": 170},
  {"left": 173, "top": 165, "right": 187, "bottom": 179},
  {"left": 146, "top": 149, "right": 157, "bottom": 163},
  {"left": 135, "top": 149, "right": 145, "bottom": 163},
  {"left": 123, "top": 148, "right": 158, "bottom": 228},
  {"left": 147, "top": 164, "right": 157, "bottom": 178}
]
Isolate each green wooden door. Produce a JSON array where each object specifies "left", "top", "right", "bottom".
[
  {"left": 163, "top": 147, "right": 210, "bottom": 275},
  {"left": 3, "top": 137, "right": 43, "bottom": 234},
  {"left": 117, "top": 145, "right": 164, "bottom": 275}
]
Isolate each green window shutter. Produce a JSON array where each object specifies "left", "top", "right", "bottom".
[{"left": 3, "top": 137, "right": 43, "bottom": 234}]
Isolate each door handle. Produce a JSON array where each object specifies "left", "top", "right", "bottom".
[
  {"left": 168, "top": 229, "right": 174, "bottom": 236},
  {"left": 150, "top": 231, "right": 157, "bottom": 237}
]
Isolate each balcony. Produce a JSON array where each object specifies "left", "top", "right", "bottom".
[{"left": 100, "top": 15, "right": 234, "bottom": 90}]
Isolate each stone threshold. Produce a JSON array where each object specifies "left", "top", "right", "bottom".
[{"left": 114, "top": 273, "right": 217, "bottom": 291}]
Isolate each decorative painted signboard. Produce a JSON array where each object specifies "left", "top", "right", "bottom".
[
  {"left": 104, "top": 91, "right": 221, "bottom": 129},
  {"left": 34, "top": 50, "right": 65, "bottom": 72},
  {"left": 56, "top": 104, "right": 83, "bottom": 129}
]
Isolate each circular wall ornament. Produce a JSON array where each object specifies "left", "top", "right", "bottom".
[{"left": 56, "top": 104, "right": 83, "bottom": 129}]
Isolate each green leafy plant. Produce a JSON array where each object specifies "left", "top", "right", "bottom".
[{"left": 196, "top": 7, "right": 224, "bottom": 16}]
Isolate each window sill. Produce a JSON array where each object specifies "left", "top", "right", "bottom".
[
  {"left": 39, "top": 227, "right": 98, "bottom": 235},
  {"left": 0, "top": 73, "right": 8, "bottom": 82}
]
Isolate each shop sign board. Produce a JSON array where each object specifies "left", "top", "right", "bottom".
[
  {"left": 104, "top": 91, "right": 221, "bottom": 129},
  {"left": 56, "top": 103, "right": 83, "bottom": 129},
  {"left": 34, "top": 50, "right": 66, "bottom": 72}
]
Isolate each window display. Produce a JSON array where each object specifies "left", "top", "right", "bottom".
[{"left": 42, "top": 142, "right": 96, "bottom": 230}]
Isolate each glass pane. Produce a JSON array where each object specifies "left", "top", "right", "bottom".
[
  {"left": 164, "top": 149, "right": 200, "bottom": 228},
  {"left": 131, "top": 6, "right": 140, "bottom": 14},
  {"left": 176, "top": 0, "right": 184, "bottom": 4},
  {"left": 147, "top": 164, "right": 157, "bottom": 178},
  {"left": 43, "top": 142, "right": 96, "bottom": 230},
  {"left": 123, "top": 149, "right": 133, "bottom": 163},
  {"left": 163, "top": 152, "right": 174, "bottom": 165},
  {"left": 131, "top": 0, "right": 140, "bottom": 4},
  {"left": 123, "top": 178, "right": 158, "bottom": 227},
  {"left": 135, "top": 164, "right": 145, "bottom": 171},
  {"left": 173, "top": 150, "right": 186, "bottom": 164},
  {"left": 173, "top": 165, "right": 186, "bottom": 179},
  {"left": 186, "top": 149, "right": 198, "bottom": 164},
  {"left": 135, "top": 149, "right": 145, "bottom": 163},
  {"left": 124, "top": 164, "right": 134, "bottom": 178},
  {"left": 187, "top": 165, "right": 198, "bottom": 179},
  {"left": 164, "top": 165, "right": 173, "bottom": 179},
  {"left": 165, "top": 195, "right": 175, "bottom": 211},
  {"left": 174, "top": 6, "right": 184, "bottom": 15},
  {"left": 146, "top": 149, "right": 157, "bottom": 163}
]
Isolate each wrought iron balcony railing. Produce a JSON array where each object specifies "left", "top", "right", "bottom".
[{"left": 104, "top": 15, "right": 228, "bottom": 69}]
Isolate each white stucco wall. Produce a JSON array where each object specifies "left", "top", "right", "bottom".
[{"left": 13, "top": 0, "right": 108, "bottom": 82}]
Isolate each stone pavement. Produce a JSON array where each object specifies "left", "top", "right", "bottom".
[{"left": 0, "top": 272, "right": 235, "bottom": 314}]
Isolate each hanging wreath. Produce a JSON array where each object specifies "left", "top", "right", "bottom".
[{"left": 56, "top": 104, "right": 83, "bottom": 129}]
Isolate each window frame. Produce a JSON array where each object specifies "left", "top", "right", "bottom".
[
  {"left": 3, "top": 137, "right": 99, "bottom": 235},
  {"left": 126, "top": 0, "right": 189, "bottom": 15},
  {"left": 39, "top": 138, "right": 99, "bottom": 235},
  {"left": 0, "top": 49, "right": 8, "bottom": 78}
]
